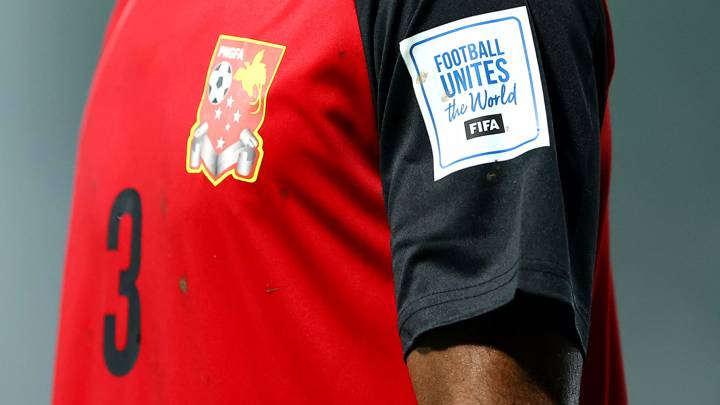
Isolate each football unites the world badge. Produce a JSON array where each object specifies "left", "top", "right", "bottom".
[{"left": 187, "top": 35, "right": 285, "bottom": 185}]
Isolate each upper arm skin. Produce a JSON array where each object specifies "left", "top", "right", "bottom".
[{"left": 406, "top": 294, "right": 583, "bottom": 405}]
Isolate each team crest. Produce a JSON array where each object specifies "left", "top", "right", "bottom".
[{"left": 187, "top": 35, "right": 285, "bottom": 185}]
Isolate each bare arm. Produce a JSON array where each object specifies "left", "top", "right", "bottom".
[{"left": 406, "top": 294, "right": 583, "bottom": 405}]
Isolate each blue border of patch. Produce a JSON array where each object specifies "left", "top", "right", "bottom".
[{"left": 409, "top": 16, "right": 541, "bottom": 169}]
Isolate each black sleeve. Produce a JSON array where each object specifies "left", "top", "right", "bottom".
[{"left": 354, "top": 0, "right": 611, "bottom": 360}]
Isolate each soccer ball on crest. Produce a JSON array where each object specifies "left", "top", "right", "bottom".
[{"left": 207, "top": 61, "right": 233, "bottom": 105}]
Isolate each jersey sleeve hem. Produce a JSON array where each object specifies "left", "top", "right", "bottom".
[{"left": 397, "top": 258, "right": 590, "bottom": 361}]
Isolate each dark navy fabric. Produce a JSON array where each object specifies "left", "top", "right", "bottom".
[{"left": 354, "top": 0, "right": 611, "bottom": 359}]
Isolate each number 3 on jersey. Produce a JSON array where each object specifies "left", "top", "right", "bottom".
[{"left": 103, "top": 189, "right": 142, "bottom": 376}]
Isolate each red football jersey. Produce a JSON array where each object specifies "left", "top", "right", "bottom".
[{"left": 54, "top": 0, "right": 626, "bottom": 404}]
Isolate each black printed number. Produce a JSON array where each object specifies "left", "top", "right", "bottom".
[{"left": 103, "top": 188, "right": 142, "bottom": 376}]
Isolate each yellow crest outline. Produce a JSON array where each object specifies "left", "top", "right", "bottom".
[{"left": 186, "top": 35, "right": 286, "bottom": 186}]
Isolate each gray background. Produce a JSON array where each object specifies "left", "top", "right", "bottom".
[{"left": 0, "top": 0, "right": 717, "bottom": 403}]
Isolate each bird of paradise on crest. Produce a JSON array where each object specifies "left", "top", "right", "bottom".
[{"left": 234, "top": 50, "right": 268, "bottom": 115}]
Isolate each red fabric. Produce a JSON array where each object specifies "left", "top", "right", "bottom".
[
  {"left": 580, "top": 1, "right": 628, "bottom": 403},
  {"left": 54, "top": 1, "right": 416, "bottom": 403}
]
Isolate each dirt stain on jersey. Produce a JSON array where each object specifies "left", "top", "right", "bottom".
[
  {"left": 416, "top": 70, "right": 429, "bottom": 84},
  {"left": 179, "top": 277, "right": 189, "bottom": 294},
  {"left": 159, "top": 191, "right": 168, "bottom": 219},
  {"left": 279, "top": 186, "right": 289, "bottom": 199}
]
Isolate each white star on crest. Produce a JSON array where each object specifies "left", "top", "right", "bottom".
[
  {"left": 226, "top": 96, "right": 235, "bottom": 108},
  {"left": 233, "top": 110, "right": 241, "bottom": 123},
  {"left": 216, "top": 137, "right": 225, "bottom": 149},
  {"left": 214, "top": 107, "right": 222, "bottom": 120},
  {"left": 225, "top": 123, "right": 231, "bottom": 131}
]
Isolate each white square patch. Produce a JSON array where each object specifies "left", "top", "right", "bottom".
[{"left": 399, "top": 6, "right": 549, "bottom": 181}]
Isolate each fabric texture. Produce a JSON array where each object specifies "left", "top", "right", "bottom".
[
  {"left": 355, "top": 0, "right": 610, "bottom": 359},
  {"left": 54, "top": 0, "right": 626, "bottom": 403}
]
